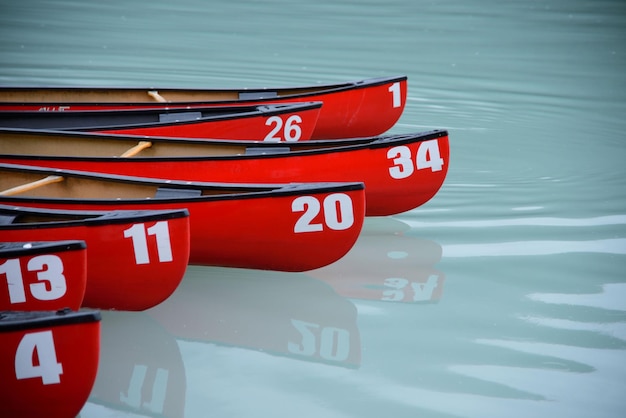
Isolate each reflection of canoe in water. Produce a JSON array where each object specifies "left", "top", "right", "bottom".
[
  {"left": 0, "top": 240, "right": 87, "bottom": 311},
  {"left": 308, "top": 217, "right": 446, "bottom": 303},
  {"left": 0, "top": 75, "right": 406, "bottom": 139},
  {"left": 86, "top": 311, "right": 186, "bottom": 418},
  {"left": 149, "top": 266, "right": 362, "bottom": 368},
  {"left": 0, "top": 309, "right": 101, "bottom": 418}
]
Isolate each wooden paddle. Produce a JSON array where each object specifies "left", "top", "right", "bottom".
[
  {"left": 0, "top": 175, "right": 64, "bottom": 196},
  {"left": 120, "top": 140, "right": 153, "bottom": 157},
  {"left": 0, "top": 141, "right": 153, "bottom": 196},
  {"left": 147, "top": 90, "right": 167, "bottom": 102}
]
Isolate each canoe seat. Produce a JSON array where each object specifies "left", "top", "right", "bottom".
[
  {"left": 244, "top": 147, "right": 290, "bottom": 155},
  {"left": 155, "top": 187, "right": 202, "bottom": 198},
  {"left": 239, "top": 91, "right": 278, "bottom": 100},
  {"left": 0, "top": 215, "right": 16, "bottom": 225},
  {"left": 158, "top": 112, "right": 202, "bottom": 123}
]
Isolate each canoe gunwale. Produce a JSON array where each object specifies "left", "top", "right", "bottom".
[
  {"left": 0, "top": 128, "right": 449, "bottom": 161},
  {"left": 0, "top": 240, "right": 87, "bottom": 257},
  {"left": 0, "top": 163, "right": 365, "bottom": 204},
  {"left": 0, "top": 75, "right": 407, "bottom": 105},
  {"left": 0, "top": 102, "right": 323, "bottom": 132},
  {"left": 0, "top": 204, "right": 190, "bottom": 229},
  {"left": 0, "top": 309, "right": 101, "bottom": 333}
]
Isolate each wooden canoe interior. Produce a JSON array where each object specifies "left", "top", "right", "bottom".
[
  {"left": 0, "top": 170, "right": 158, "bottom": 199},
  {"left": 0, "top": 86, "right": 328, "bottom": 103},
  {"left": 0, "top": 168, "right": 266, "bottom": 199},
  {"left": 0, "top": 132, "right": 249, "bottom": 157},
  {"left": 0, "top": 130, "right": 340, "bottom": 158}
]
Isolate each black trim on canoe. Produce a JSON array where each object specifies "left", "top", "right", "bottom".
[
  {"left": 0, "top": 127, "right": 448, "bottom": 161},
  {"left": 0, "top": 204, "right": 189, "bottom": 230},
  {"left": 0, "top": 163, "right": 365, "bottom": 205},
  {"left": 0, "top": 308, "right": 101, "bottom": 332},
  {"left": 0, "top": 75, "right": 407, "bottom": 106},
  {"left": 0, "top": 240, "right": 86, "bottom": 258},
  {"left": 0, "top": 102, "right": 322, "bottom": 131}
]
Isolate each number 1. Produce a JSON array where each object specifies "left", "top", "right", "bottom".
[{"left": 388, "top": 82, "right": 401, "bottom": 108}]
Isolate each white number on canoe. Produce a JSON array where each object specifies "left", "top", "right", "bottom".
[
  {"left": 387, "top": 139, "right": 444, "bottom": 179},
  {"left": 1, "top": 255, "right": 67, "bottom": 304},
  {"left": 264, "top": 115, "right": 303, "bottom": 142},
  {"left": 292, "top": 193, "right": 354, "bottom": 233},
  {"left": 288, "top": 319, "right": 351, "bottom": 362},
  {"left": 121, "top": 364, "right": 169, "bottom": 414},
  {"left": 388, "top": 82, "right": 402, "bottom": 108},
  {"left": 124, "top": 221, "right": 173, "bottom": 265},
  {"left": 381, "top": 276, "right": 441, "bottom": 302},
  {"left": 37, "top": 106, "right": 70, "bottom": 112},
  {"left": 15, "top": 330, "right": 63, "bottom": 385}
]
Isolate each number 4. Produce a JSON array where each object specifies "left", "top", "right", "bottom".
[{"left": 15, "top": 330, "right": 63, "bottom": 385}]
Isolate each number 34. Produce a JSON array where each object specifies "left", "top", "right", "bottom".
[{"left": 388, "top": 139, "right": 444, "bottom": 179}]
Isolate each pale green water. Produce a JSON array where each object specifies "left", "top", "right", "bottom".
[{"left": 1, "top": 0, "right": 625, "bottom": 417}]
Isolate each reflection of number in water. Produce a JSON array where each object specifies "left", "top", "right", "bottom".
[
  {"left": 120, "top": 364, "right": 169, "bottom": 414},
  {"left": 288, "top": 319, "right": 350, "bottom": 362},
  {"left": 382, "top": 276, "right": 440, "bottom": 302},
  {"left": 1, "top": 255, "right": 67, "bottom": 304}
]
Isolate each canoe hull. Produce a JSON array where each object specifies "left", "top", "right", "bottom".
[
  {"left": 0, "top": 102, "right": 322, "bottom": 141},
  {"left": 0, "top": 241, "right": 87, "bottom": 311},
  {"left": 0, "top": 309, "right": 101, "bottom": 418},
  {"left": 0, "top": 165, "right": 366, "bottom": 272},
  {"left": 0, "top": 129, "right": 449, "bottom": 216},
  {"left": 0, "top": 75, "right": 407, "bottom": 139},
  {"left": 5, "top": 189, "right": 365, "bottom": 272},
  {"left": 0, "top": 207, "right": 191, "bottom": 310}
]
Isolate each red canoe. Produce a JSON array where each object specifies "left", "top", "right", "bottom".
[
  {"left": 0, "top": 75, "right": 407, "bottom": 139},
  {"left": 0, "top": 102, "right": 322, "bottom": 141},
  {"left": 0, "top": 164, "right": 365, "bottom": 272},
  {"left": 0, "top": 240, "right": 87, "bottom": 311},
  {"left": 0, "top": 127, "right": 449, "bottom": 216},
  {"left": 0, "top": 205, "right": 190, "bottom": 311},
  {"left": 0, "top": 308, "right": 101, "bottom": 418}
]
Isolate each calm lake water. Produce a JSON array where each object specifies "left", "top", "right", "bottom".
[{"left": 2, "top": 0, "right": 625, "bottom": 417}]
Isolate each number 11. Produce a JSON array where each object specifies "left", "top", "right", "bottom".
[{"left": 123, "top": 221, "right": 173, "bottom": 265}]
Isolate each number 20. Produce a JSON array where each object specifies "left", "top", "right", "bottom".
[
  {"left": 388, "top": 139, "right": 444, "bottom": 179},
  {"left": 292, "top": 193, "right": 354, "bottom": 233}
]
